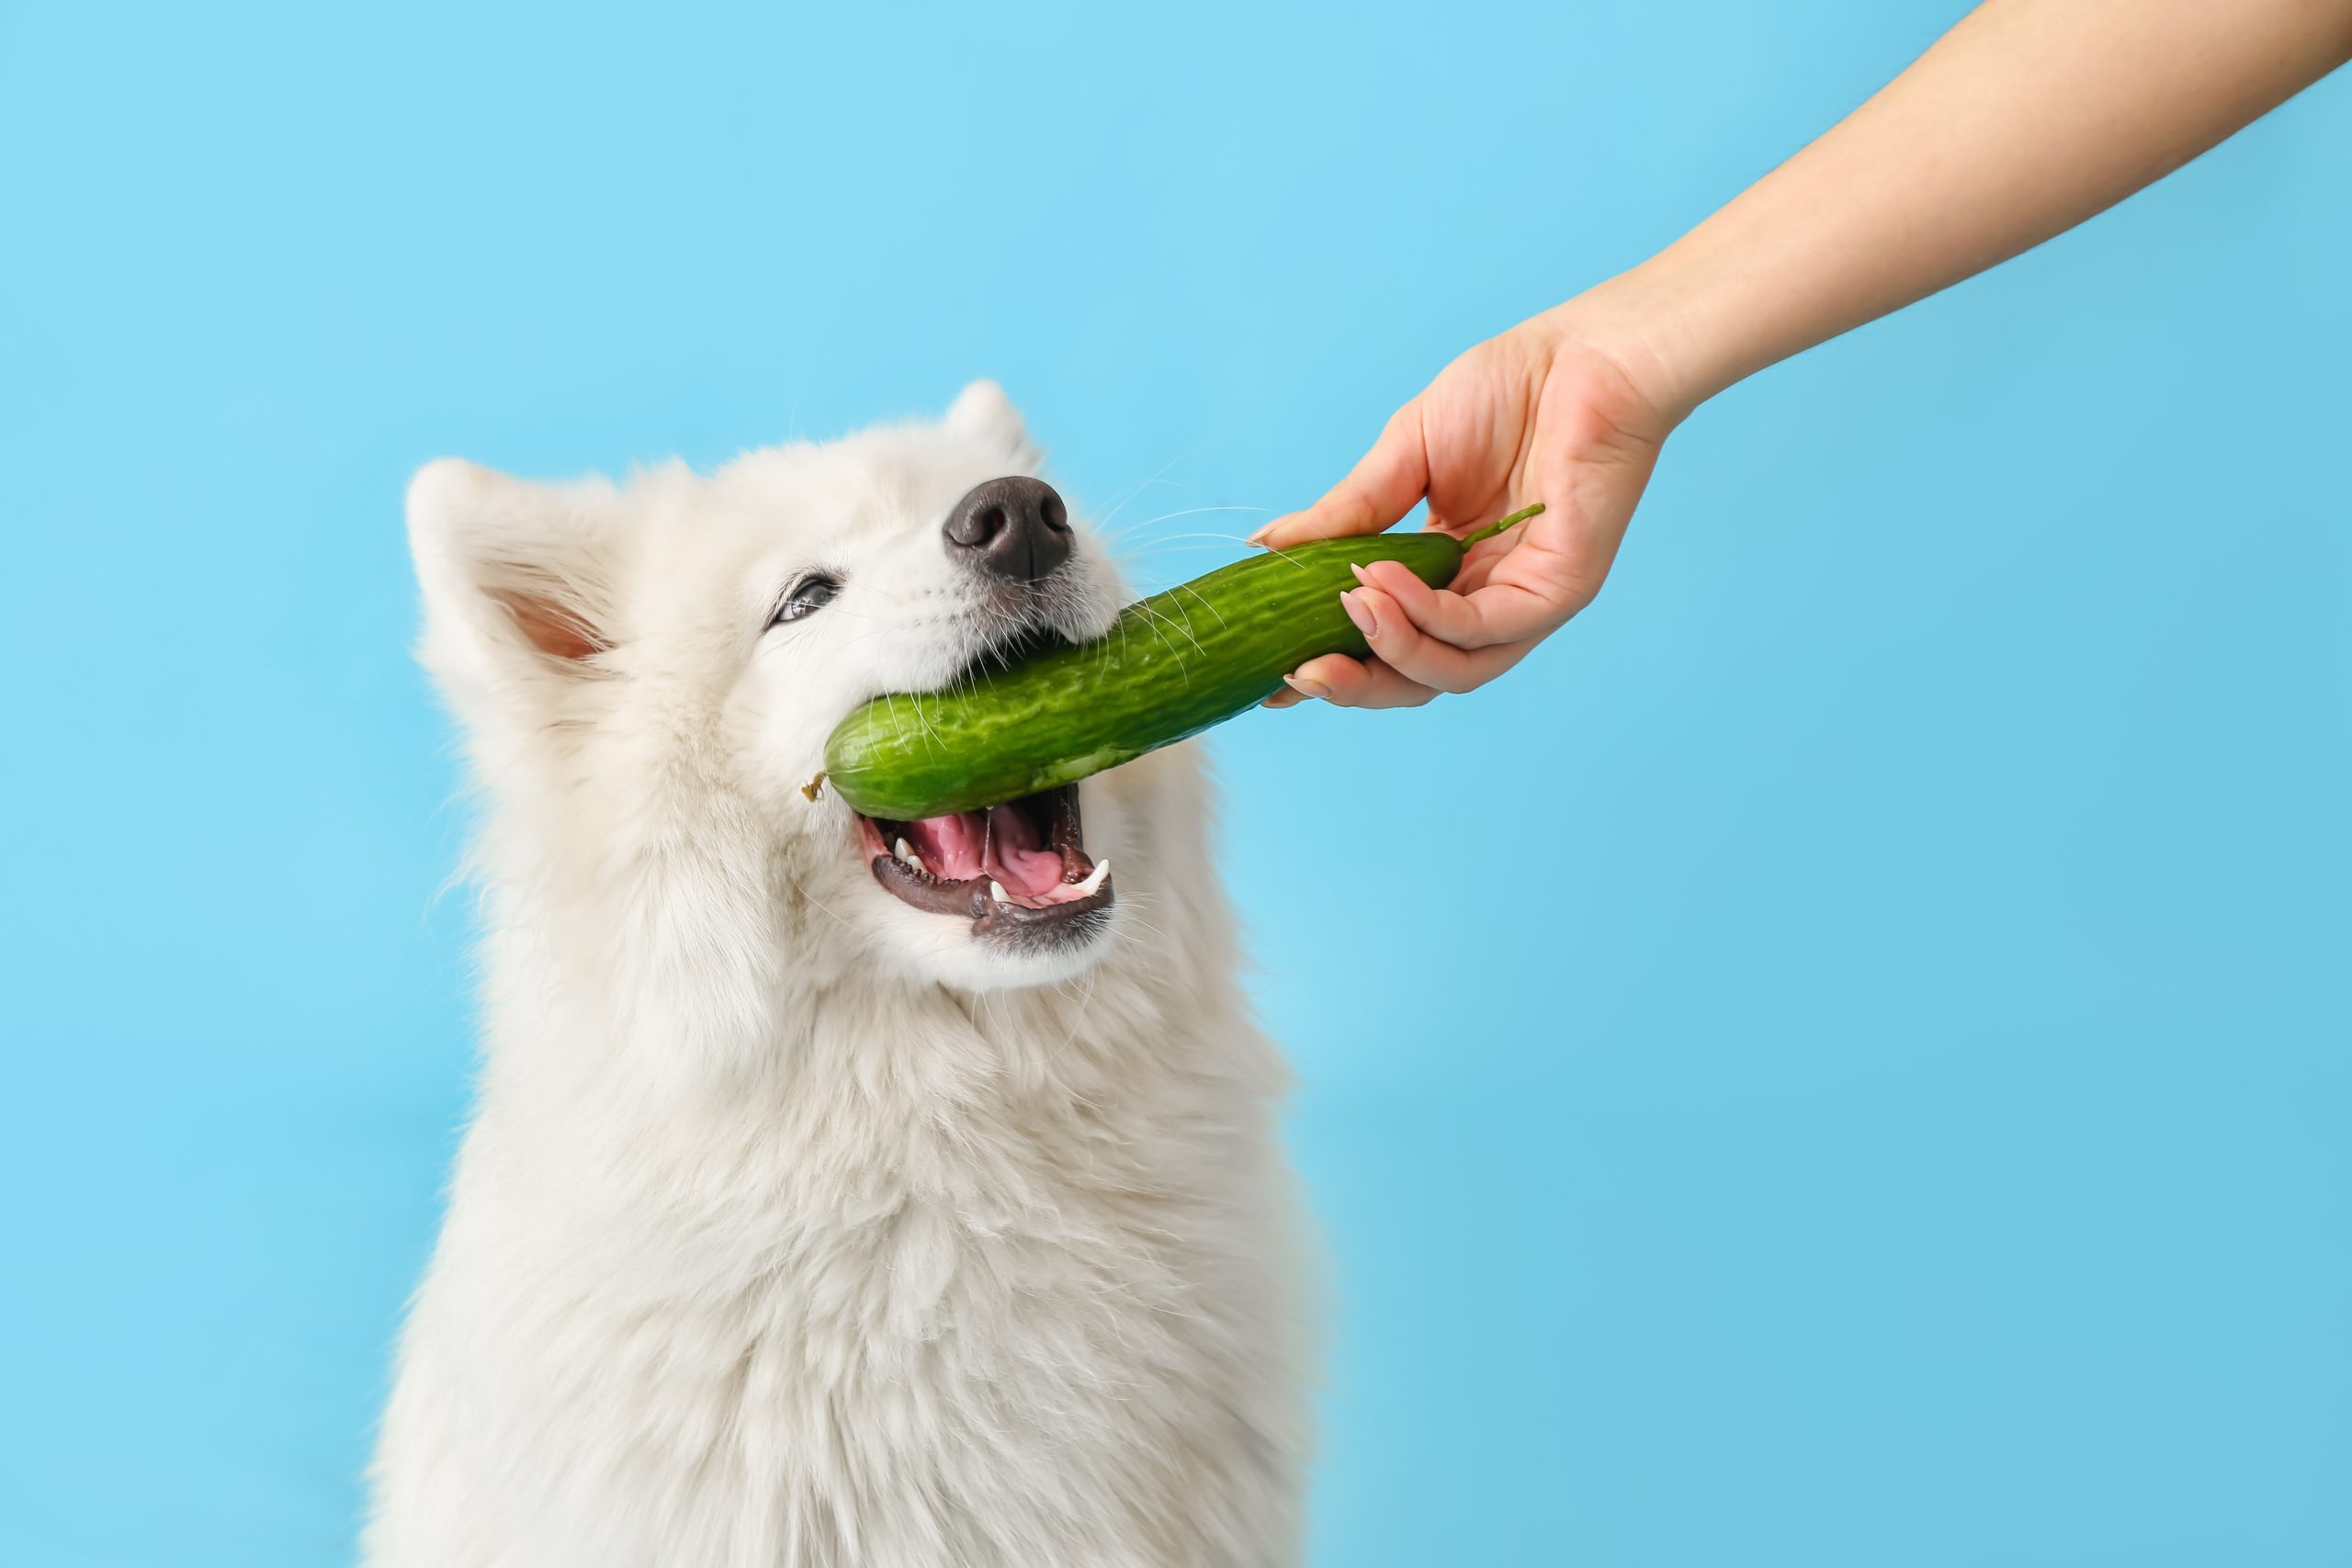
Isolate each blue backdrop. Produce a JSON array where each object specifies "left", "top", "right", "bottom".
[{"left": 4, "top": 3, "right": 2346, "bottom": 1563}]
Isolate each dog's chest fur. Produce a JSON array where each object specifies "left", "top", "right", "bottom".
[{"left": 369, "top": 970, "right": 1305, "bottom": 1568}]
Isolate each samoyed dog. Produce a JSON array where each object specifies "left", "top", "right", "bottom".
[{"left": 366, "top": 383, "right": 1309, "bottom": 1567}]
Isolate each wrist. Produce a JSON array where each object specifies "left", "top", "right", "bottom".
[{"left": 1531, "top": 271, "right": 1718, "bottom": 433}]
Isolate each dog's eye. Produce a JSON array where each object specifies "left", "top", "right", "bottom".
[{"left": 774, "top": 574, "right": 841, "bottom": 626}]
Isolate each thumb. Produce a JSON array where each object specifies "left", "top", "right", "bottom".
[{"left": 1250, "top": 401, "right": 1430, "bottom": 549}]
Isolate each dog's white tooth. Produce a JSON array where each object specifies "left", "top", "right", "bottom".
[
  {"left": 1077, "top": 858, "right": 1111, "bottom": 895},
  {"left": 908, "top": 852, "right": 926, "bottom": 874},
  {"left": 894, "top": 838, "right": 914, "bottom": 863},
  {"left": 989, "top": 880, "right": 1010, "bottom": 905}
]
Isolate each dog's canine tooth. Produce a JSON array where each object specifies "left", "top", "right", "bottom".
[
  {"left": 989, "top": 880, "right": 1010, "bottom": 905},
  {"left": 894, "top": 837, "right": 912, "bottom": 862},
  {"left": 1076, "top": 859, "right": 1111, "bottom": 896}
]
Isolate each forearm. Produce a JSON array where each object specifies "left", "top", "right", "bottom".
[{"left": 1584, "top": 0, "right": 2352, "bottom": 415}]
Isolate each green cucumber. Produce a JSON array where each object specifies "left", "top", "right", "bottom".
[{"left": 820, "top": 504, "right": 1544, "bottom": 820}]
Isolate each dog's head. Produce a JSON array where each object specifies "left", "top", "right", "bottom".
[{"left": 410, "top": 382, "right": 1186, "bottom": 995}]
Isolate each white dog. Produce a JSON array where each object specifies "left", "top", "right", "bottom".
[{"left": 365, "top": 383, "right": 1309, "bottom": 1567}]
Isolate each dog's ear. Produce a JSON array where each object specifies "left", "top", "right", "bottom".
[
  {"left": 406, "top": 457, "right": 626, "bottom": 726},
  {"left": 944, "top": 379, "right": 1037, "bottom": 467}
]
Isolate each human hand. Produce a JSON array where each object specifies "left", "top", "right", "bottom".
[{"left": 1256, "top": 304, "right": 1679, "bottom": 708}]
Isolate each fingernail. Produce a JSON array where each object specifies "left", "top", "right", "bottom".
[
  {"left": 1283, "top": 672, "right": 1329, "bottom": 699},
  {"left": 1245, "top": 524, "right": 1274, "bottom": 547},
  {"left": 1340, "top": 589, "right": 1378, "bottom": 639},
  {"left": 1348, "top": 561, "right": 1369, "bottom": 587}
]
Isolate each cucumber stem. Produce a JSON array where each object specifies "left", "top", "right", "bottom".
[{"left": 1459, "top": 502, "right": 1545, "bottom": 548}]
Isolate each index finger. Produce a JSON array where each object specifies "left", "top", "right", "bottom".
[{"left": 1249, "top": 401, "right": 1430, "bottom": 550}]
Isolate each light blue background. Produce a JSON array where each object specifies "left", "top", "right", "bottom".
[{"left": 4, "top": 2, "right": 2347, "bottom": 1563}]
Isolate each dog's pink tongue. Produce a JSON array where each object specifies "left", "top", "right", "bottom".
[
  {"left": 901, "top": 812, "right": 987, "bottom": 881},
  {"left": 898, "top": 804, "right": 1065, "bottom": 896},
  {"left": 983, "top": 802, "right": 1065, "bottom": 897}
]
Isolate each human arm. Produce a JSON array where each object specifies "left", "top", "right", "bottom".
[{"left": 1260, "top": 0, "right": 2352, "bottom": 709}]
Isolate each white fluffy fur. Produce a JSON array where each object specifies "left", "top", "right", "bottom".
[{"left": 367, "top": 384, "right": 1309, "bottom": 1567}]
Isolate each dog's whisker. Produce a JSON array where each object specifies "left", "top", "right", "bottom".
[
  {"left": 1090, "top": 457, "right": 1184, "bottom": 532},
  {"left": 1103, "top": 504, "right": 1273, "bottom": 544}
]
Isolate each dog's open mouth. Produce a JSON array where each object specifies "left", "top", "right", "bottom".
[{"left": 855, "top": 783, "right": 1114, "bottom": 937}]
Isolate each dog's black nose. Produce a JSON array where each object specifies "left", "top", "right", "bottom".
[{"left": 943, "top": 476, "right": 1072, "bottom": 584}]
